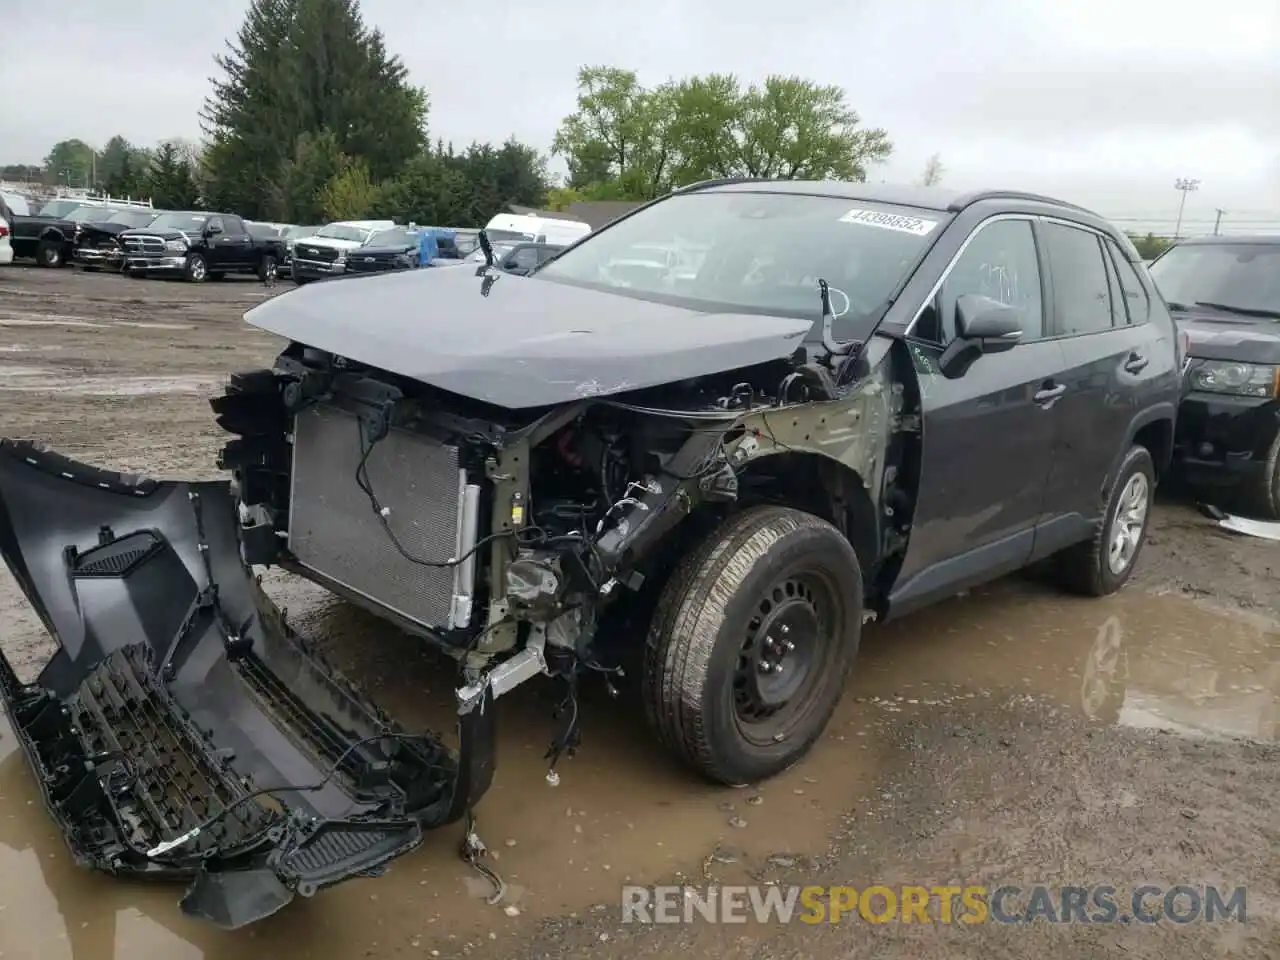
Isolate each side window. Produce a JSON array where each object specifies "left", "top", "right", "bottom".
[
  {"left": 933, "top": 218, "right": 1044, "bottom": 342},
  {"left": 1042, "top": 223, "right": 1114, "bottom": 336},
  {"left": 1101, "top": 241, "right": 1126, "bottom": 328},
  {"left": 206, "top": 216, "right": 224, "bottom": 234},
  {"left": 226, "top": 216, "right": 247, "bottom": 235},
  {"left": 1105, "top": 239, "right": 1151, "bottom": 325},
  {"left": 512, "top": 247, "right": 541, "bottom": 270}
]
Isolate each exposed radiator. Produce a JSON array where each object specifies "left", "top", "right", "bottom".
[{"left": 287, "top": 403, "right": 481, "bottom": 631}]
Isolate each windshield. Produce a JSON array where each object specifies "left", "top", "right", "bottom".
[
  {"left": 315, "top": 224, "right": 371, "bottom": 243},
  {"left": 148, "top": 212, "right": 209, "bottom": 233},
  {"left": 1149, "top": 242, "right": 1280, "bottom": 317},
  {"left": 65, "top": 206, "right": 120, "bottom": 222},
  {"left": 110, "top": 209, "right": 158, "bottom": 228},
  {"left": 35, "top": 199, "right": 83, "bottom": 218},
  {"left": 485, "top": 228, "right": 536, "bottom": 243},
  {"left": 283, "top": 225, "right": 320, "bottom": 241},
  {"left": 369, "top": 228, "right": 415, "bottom": 246},
  {"left": 536, "top": 192, "right": 941, "bottom": 333}
]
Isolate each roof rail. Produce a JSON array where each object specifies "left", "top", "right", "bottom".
[
  {"left": 947, "top": 190, "right": 1096, "bottom": 215},
  {"left": 672, "top": 177, "right": 778, "bottom": 194}
]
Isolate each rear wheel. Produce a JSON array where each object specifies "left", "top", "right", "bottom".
[
  {"left": 36, "top": 240, "right": 64, "bottom": 268},
  {"left": 1055, "top": 445, "right": 1155, "bottom": 596},
  {"left": 643, "top": 506, "right": 863, "bottom": 785},
  {"left": 184, "top": 253, "right": 208, "bottom": 283},
  {"left": 258, "top": 254, "right": 278, "bottom": 282}
]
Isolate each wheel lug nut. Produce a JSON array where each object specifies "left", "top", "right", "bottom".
[
  {"left": 758, "top": 661, "right": 774, "bottom": 674},
  {"left": 783, "top": 640, "right": 795, "bottom": 652},
  {"left": 779, "top": 624, "right": 790, "bottom": 634}
]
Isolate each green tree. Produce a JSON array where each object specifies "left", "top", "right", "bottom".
[
  {"left": 201, "top": 0, "right": 427, "bottom": 218},
  {"left": 669, "top": 73, "right": 891, "bottom": 181},
  {"left": 145, "top": 142, "right": 201, "bottom": 209},
  {"left": 1129, "top": 232, "right": 1172, "bottom": 260},
  {"left": 318, "top": 159, "right": 380, "bottom": 220},
  {"left": 42, "top": 139, "right": 97, "bottom": 188},
  {"left": 98, "top": 136, "right": 153, "bottom": 198},
  {"left": 276, "top": 129, "right": 348, "bottom": 222}
]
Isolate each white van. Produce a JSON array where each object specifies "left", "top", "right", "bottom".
[{"left": 482, "top": 213, "right": 590, "bottom": 247}]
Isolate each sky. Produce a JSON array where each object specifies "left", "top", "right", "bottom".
[{"left": 2, "top": 0, "right": 1277, "bottom": 233}]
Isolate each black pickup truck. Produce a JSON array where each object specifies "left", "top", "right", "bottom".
[
  {"left": 118, "top": 211, "right": 286, "bottom": 282},
  {"left": 70, "top": 206, "right": 161, "bottom": 271},
  {"left": 0, "top": 196, "right": 79, "bottom": 267}
]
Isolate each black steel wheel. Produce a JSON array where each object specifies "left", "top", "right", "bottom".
[{"left": 643, "top": 505, "right": 863, "bottom": 785}]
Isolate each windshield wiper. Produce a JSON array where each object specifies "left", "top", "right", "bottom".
[{"left": 1193, "top": 301, "right": 1280, "bottom": 320}]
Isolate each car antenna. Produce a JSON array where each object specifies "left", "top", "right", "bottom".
[{"left": 818, "top": 278, "right": 854, "bottom": 357}]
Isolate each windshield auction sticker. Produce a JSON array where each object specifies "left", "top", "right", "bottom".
[{"left": 839, "top": 208, "right": 938, "bottom": 236}]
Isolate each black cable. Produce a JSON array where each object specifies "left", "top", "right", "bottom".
[
  {"left": 351, "top": 416, "right": 516, "bottom": 569},
  {"left": 147, "top": 732, "right": 440, "bottom": 860}
]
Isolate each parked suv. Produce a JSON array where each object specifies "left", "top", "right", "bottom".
[
  {"left": 0, "top": 181, "right": 1180, "bottom": 929},
  {"left": 1147, "top": 235, "right": 1280, "bottom": 516}
]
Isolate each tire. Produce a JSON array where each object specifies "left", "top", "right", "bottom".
[
  {"left": 36, "top": 240, "right": 64, "bottom": 268},
  {"left": 1238, "top": 431, "right": 1280, "bottom": 520},
  {"left": 642, "top": 505, "right": 863, "bottom": 785},
  {"left": 1055, "top": 445, "right": 1155, "bottom": 596},
  {"left": 184, "top": 253, "right": 209, "bottom": 283},
  {"left": 291, "top": 263, "right": 309, "bottom": 285},
  {"left": 258, "top": 254, "right": 278, "bottom": 282}
]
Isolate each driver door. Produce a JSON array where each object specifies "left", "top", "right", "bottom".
[{"left": 887, "top": 216, "right": 1066, "bottom": 618}]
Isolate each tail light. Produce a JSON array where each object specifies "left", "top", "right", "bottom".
[{"left": 0, "top": 224, "right": 9, "bottom": 239}]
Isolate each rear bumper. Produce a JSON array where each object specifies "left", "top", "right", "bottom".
[
  {"left": 0, "top": 243, "right": 13, "bottom": 265},
  {"left": 0, "top": 439, "right": 495, "bottom": 929},
  {"left": 1173, "top": 390, "right": 1280, "bottom": 486}
]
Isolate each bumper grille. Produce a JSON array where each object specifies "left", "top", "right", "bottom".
[
  {"left": 297, "top": 244, "right": 340, "bottom": 262},
  {"left": 122, "top": 235, "right": 165, "bottom": 254},
  {"left": 288, "top": 403, "right": 479, "bottom": 631}
]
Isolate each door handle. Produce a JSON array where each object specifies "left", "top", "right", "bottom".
[
  {"left": 1034, "top": 384, "right": 1066, "bottom": 404},
  {"left": 1124, "top": 352, "right": 1148, "bottom": 373}
]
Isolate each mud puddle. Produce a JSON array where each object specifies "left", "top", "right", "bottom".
[{"left": 1, "top": 574, "right": 1274, "bottom": 958}]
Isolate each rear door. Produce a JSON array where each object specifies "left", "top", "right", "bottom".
[
  {"left": 891, "top": 216, "right": 1065, "bottom": 612},
  {"left": 220, "top": 215, "right": 255, "bottom": 267},
  {"left": 1031, "top": 219, "right": 1164, "bottom": 557}
]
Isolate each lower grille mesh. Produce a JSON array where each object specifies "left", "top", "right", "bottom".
[{"left": 288, "top": 403, "right": 464, "bottom": 629}]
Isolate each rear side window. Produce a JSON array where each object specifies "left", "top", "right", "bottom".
[
  {"left": 1042, "top": 223, "right": 1114, "bottom": 336},
  {"left": 1104, "top": 239, "right": 1151, "bottom": 324}
]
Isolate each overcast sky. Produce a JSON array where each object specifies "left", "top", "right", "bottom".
[{"left": 2, "top": 0, "right": 1277, "bottom": 231}]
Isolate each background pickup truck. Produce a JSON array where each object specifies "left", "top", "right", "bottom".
[
  {"left": 118, "top": 211, "right": 287, "bottom": 282},
  {"left": 0, "top": 196, "right": 78, "bottom": 267}
]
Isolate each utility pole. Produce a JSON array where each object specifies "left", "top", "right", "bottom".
[
  {"left": 1173, "top": 177, "right": 1200, "bottom": 238},
  {"left": 1213, "top": 208, "right": 1225, "bottom": 235}
]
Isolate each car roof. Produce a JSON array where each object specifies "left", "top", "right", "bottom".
[
  {"left": 1167, "top": 234, "right": 1280, "bottom": 246},
  {"left": 680, "top": 178, "right": 1099, "bottom": 218}
]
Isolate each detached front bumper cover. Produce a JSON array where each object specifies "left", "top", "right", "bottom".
[{"left": 0, "top": 439, "right": 495, "bottom": 929}]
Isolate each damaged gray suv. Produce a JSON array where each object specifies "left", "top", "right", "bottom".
[{"left": 0, "top": 180, "right": 1181, "bottom": 928}]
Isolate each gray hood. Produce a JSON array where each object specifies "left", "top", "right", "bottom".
[{"left": 245, "top": 267, "right": 812, "bottom": 409}]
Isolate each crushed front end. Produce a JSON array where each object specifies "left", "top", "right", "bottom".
[{"left": 0, "top": 438, "right": 494, "bottom": 929}]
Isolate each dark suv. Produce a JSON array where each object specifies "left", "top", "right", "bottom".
[
  {"left": 0, "top": 181, "right": 1181, "bottom": 928},
  {"left": 1147, "top": 235, "right": 1280, "bottom": 516}
]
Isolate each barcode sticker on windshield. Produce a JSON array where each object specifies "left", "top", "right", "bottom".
[{"left": 839, "top": 208, "right": 938, "bottom": 236}]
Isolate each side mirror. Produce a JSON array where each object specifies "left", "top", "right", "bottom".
[
  {"left": 937, "top": 294, "right": 1024, "bottom": 379},
  {"left": 205, "top": 223, "right": 223, "bottom": 236}
]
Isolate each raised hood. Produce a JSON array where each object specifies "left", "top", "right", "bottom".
[
  {"left": 301, "top": 236, "right": 366, "bottom": 251},
  {"left": 244, "top": 266, "right": 813, "bottom": 409},
  {"left": 1174, "top": 311, "right": 1280, "bottom": 364}
]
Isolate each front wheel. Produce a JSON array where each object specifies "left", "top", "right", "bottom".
[
  {"left": 1055, "top": 445, "right": 1155, "bottom": 596},
  {"left": 1239, "top": 431, "right": 1280, "bottom": 520},
  {"left": 258, "top": 254, "right": 278, "bottom": 282},
  {"left": 184, "top": 253, "right": 209, "bottom": 283},
  {"left": 642, "top": 505, "right": 863, "bottom": 785}
]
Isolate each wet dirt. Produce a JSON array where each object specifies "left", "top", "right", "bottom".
[{"left": 0, "top": 266, "right": 1276, "bottom": 959}]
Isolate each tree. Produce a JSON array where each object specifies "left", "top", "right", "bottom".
[
  {"left": 920, "top": 153, "right": 944, "bottom": 187},
  {"left": 42, "top": 139, "right": 97, "bottom": 188},
  {"left": 553, "top": 66, "right": 893, "bottom": 201},
  {"left": 670, "top": 74, "right": 892, "bottom": 182},
  {"left": 552, "top": 66, "right": 677, "bottom": 199},
  {"left": 318, "top": 159, "right": 380, "bottom": 220},
  {"left": 201, "top": 0, "right": 427, "bottom": 218},
  {"left": 98, "top": 136, "right": 153, "bottom": 198},
  {"left": 277, "top": 129, "right": 348, "bottom": 223},
  {"left": 1129, "top": 232, "right": 1172, "bottom": 260},
  {"left": 145, "top": 142, "right": 201, "bottom": 209}
]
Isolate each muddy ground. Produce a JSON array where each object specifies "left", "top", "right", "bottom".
[{"left": 0, "top": 265, "right": 1276, "bottom": 960}]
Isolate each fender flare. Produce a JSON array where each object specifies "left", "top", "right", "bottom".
[{"left": 1103, "top": 401, "right": 1176, "bottom": 494}]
